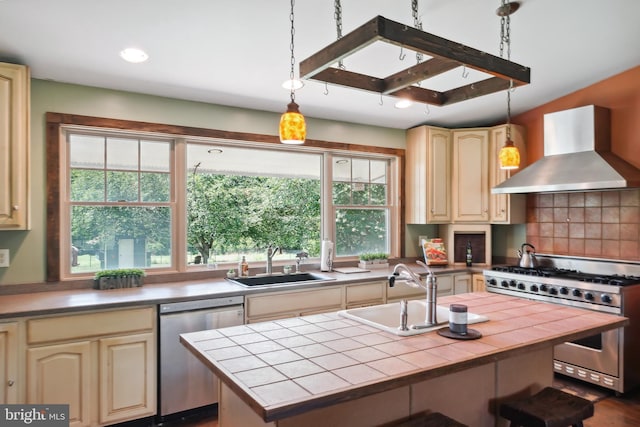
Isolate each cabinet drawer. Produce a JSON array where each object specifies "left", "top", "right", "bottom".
[
  {"left": 27, "top": 307, "right": 155, "bottom": 345},
  {"left": 247, "top": 287, "right": 343, "bottom": 318},
  {"left": 346, "top": 282, "right": 385, "bottom": 305}
]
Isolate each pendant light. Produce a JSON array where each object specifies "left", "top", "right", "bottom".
[
  {"left": 279, "top": 0, "right": 306, "bottom": 145},
  {"left": 497, "top": 1, "right": 521, "bottom": 170}
]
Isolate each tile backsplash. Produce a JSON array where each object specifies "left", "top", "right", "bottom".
[{"left": 525, "top": 189, "right": 640, "bottom": 261}]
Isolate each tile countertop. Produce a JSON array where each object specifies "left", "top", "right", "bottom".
[
  {"left": 180, "top": 292, "right": 628, "bottom": 423},
  {"left": 0, "top": 263, "right": 480, "bottom": 319}
]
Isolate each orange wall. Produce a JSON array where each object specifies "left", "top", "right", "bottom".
[
  {"left": 512, "top": 65, "right": 640, "bottom": 168},
  {"left": 511, "top": 65, "right": 640, "bottom": 261}
]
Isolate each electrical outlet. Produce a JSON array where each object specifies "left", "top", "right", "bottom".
[{"left": 0, "top": 249, "right": 9, "bottom": 267}]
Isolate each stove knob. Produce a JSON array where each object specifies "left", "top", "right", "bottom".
[
  {"left": 585, "top": 292, "right": 595, "bottom": 301},
  {"left": 487, "top": 278, "right": 497, "bottom": 286},
  {"left": 601, "top": 294, "right": 612, "bottom": 304},
  {"left": 572, "top": 289, "right": 582, "bottom": 297},
  {"left": 501, "top": 280, "right": 509, "bottom": 288},
  {"left": 548, "top": 287, "right": 558, "bottom": 295},
  {"left": 530, "top": 284, "right": 539, "bottom": 292},
  {"left": 518, "top": 283, "right": 526, "bottom": 290},
  {"left": 560, "top": 287, "right": 569, "bottom": 295},
  {"left": 509, "top": 280, "right": 517, "bottom": 288},
  {"left": 540, "top": 284, "right": 548, "bottom": 292}
]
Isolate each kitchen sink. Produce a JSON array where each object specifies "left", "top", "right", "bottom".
[
  {"left": 227, "top": 272, "right": 335, "bottom": 287},
  {"left": 338, "top": 300, "right": 489, "bottom": 336}
]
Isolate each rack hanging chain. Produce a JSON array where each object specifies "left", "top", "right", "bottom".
[
  {"left": 288, "top": 0, "right": 296, "bottom": 102},
  {"left": 334, "top": 0, "right": 345, "bottom": 69},
  {"left": 412, "top": 0, "right": 423, "bottom": 64}
]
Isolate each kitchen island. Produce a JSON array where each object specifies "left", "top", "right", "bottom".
[{"left": 180, "top": 292, "right": 627, "bottom": 427}]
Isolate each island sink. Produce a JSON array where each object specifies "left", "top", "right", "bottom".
[
  {"left": 227, "top": 272, "right": 334, "bottom": 287},
  {"left": 339, "top": 300, "right": 489, "bottom": 336}
]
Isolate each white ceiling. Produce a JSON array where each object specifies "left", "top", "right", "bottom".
[{"left": 1, "top": 0, "right": 639, "bottom": 130}]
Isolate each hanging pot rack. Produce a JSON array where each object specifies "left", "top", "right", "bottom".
[{"left": 299, "top": 15, "right": 530, "bottom": 106}]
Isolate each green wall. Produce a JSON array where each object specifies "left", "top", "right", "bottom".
[{"left": 0, "top": 80, "right": 405, "bottom": 286}]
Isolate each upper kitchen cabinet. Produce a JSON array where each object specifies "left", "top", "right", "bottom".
[
  {"left": 452, "top": 129, "right": 490, "bottom": 222},
  {"left": 489, "top": 124, "right": 527, "bottom": 224},
  {"left": 405, "top": 126, "right": 452, "bottom": 224},
  {"left": 0, "top": 62, "right": 30, "bottom": 230}
]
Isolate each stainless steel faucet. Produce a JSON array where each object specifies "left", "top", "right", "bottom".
[
  {"left": 266, "top": 244, "right": 281, "bottom": 275},
  {"left": 389, "top": 261, "right": 438, "bottom": 327}
]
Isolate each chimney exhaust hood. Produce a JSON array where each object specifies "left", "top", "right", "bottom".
[{"left": 492, "top": 105, "right": 640, "bottom": 194}]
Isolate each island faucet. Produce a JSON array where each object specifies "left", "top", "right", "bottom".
[
  {"left": 388, "top": 261, "right": 438, "bottom": 327},
  {"left": 266, "top": 244, "right": 281, "bottom": 275}
]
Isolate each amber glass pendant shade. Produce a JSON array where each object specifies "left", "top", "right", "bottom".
[
  {"left": 279, "top": 101, "right": 306, "bottom": 145},
  {"left": 499, "top": 139, "right": 520, "bottom": 170}
]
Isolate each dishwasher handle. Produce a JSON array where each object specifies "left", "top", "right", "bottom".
[{"left": 159, "top": 296, "right": 244, "bottom": 314}]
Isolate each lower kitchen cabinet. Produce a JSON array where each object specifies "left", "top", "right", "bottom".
[
  {"left": 0, "top": 321, "right": 19, "bottom": 404},
  {"left": 246, "top": 286, "right": 344, "bottom": 323},
  {"left": 26, "top": 307, "right": 156, "bottom": 427},
  {"left": 473, "top": 273, "right": 486, "bottom": 291},
  {"left": 346, "top": 281, "right": 385, "bottom": 308},
  {"left": 453, "top": 273, "right": 471, "bottom": 294}
]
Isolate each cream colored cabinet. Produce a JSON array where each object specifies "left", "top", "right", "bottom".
[
  {"left": 0, "top": 62, "right": 30, "bottom": 230},
  {"left": 453, "top": 273, "right": 471, "bottom": 294},
  {"left": 246, "top": 286, "right": 344, "bottom": 323},
  {"left": 406, "top": 125, "right": 452, "bottom": 224},
  {"left": 346, "top": 281, "right": 385, "bottom": 308},
  {"left": 473, "top": 273, "right": 486, "bottom": 292},
  {"left": 489, "top": 124, "right": 527, "bottom": 223},
  {"left": 0, "top": 322, "right": 19, "bottom": 404},
  {"left": 436, "top": 274, "right": 454, "bottom": 297},
  {"left": 452, "top": 129, "right": 490, "bottom": 222},
  {"left": 26, "top": 307, "right": 156, "bottom": 427}
]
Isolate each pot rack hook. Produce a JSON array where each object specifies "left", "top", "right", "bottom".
[
  {"left": 424, "top": 104, "right": 430, "bottom": 116},
  {"left": 379, "top": 94, "right": 384, "bottom": 106},
  {"left": 324, "top": 82, "right": 329, "bottom": 96},
  {"left": 399, "top": 46, "right": 406, "bottom": 61},
  {"left": 461, "top": 64, "right": 469, "bottom": 78}
]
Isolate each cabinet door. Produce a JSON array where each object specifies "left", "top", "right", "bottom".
[
  {"left": 27, "top": 341, "right": 92, "bottom": 427},
  {"left": 454, "top": 274, "right": 471, "bottom": 294},
  {"left": 0, "top": 322, "right": 18, "bottom": 403},
  {"left": 452, "top": 130, "right": 489, "bottom": 222},
  {"left": 98, "top": 333, "right": 156, "bottom": 424},
  {"left": 472, "top": 274, "right": 486, "bottom": 292},
  {"left": 489, "top": 125, "right": 526, "bottom": 224},
  {"left": 406, "top": 126, "right": 451, "bottom": 224},
  {"left": 436, "top": 275, "right": 453, "bottom": 297},
  {"left": 0, "top": 62, "right": 30, "bottom": 230}
]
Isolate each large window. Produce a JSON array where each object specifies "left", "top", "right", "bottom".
[
  {"left": 185, "top": 143, "right": 322, "bottom": 265},
  {"left": 67, "top": 133, "right": 172, "bottom": 274},
  {"left": 51, "top": 115, "right": 401, "bottom": 280}
]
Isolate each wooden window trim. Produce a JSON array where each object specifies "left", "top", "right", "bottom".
[{"left": 46, "top": 112, "right": 405, "bottom": 282}]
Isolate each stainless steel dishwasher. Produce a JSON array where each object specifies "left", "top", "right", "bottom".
[{"left": 158, "top": 296, "right": 244, "bottom": 419}]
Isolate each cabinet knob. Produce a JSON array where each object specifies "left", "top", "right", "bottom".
[
  {"left": 12, "top": 205, "right": 19, "bottom": 211},
  {"left": 7, "top": 380, "right": 14, "bottom": 387}
]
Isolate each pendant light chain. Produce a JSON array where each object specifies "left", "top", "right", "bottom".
[
  {"left": 289, "top": 0, "right": 297, "bottom": 103},
  {"left": 500, "top": 0, "right": 512, "bottom": 140}
]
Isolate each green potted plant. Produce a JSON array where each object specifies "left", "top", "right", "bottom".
[
  {"left": 358, "top": 253, "right": 389, "bottom": 269},
  {"left": 93, "top": 268, "right": 145, "bottom": 290}
]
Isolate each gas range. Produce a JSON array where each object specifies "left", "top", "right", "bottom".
[
  {"left": 484, "top": 254, "right": 640, "bottom": 314},
  {"left": 485, "top": 254, "right": 640, "bottom": 393}
]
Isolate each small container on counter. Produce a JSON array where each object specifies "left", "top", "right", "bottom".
[{"left": 449, "top": 304, "right": 468, "bottom": 335}]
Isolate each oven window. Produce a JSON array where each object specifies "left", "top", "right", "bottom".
[{"left": 571, "top": 334, "right": 602, "bottom": 351}]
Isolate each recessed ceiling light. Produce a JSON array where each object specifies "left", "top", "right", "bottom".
[
  {"left": 120, "top": 48, "right": 149, "bottom": 63},
  {"left": 281, "top": 79, "right": 304, "bottom": 90},
  {"left": 394, "top": 99, "right": 413, "bottom": 109}
]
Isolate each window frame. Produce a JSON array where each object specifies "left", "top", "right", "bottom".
[{"left": 46, "top": 112, "right": 405, "bottom": 282}]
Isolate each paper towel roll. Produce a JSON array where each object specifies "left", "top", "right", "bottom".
[{"left": 320, "top": 240, "right": 334, "bottom": 271}]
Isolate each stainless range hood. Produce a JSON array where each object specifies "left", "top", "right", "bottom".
[{"left": 492, "top": 105, "right": 640, "bottom": 194}]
